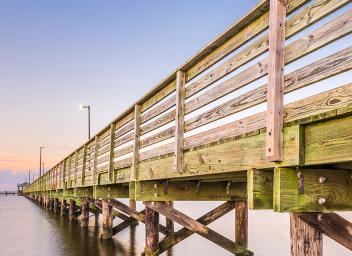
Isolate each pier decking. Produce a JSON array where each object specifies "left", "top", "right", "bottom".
[{"left": 23, "top": 0, "right": 352, "bottom": 255}]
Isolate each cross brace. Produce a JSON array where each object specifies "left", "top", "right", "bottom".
[{"left": 144, "top": 201, "right": 253, "bottom": 256}]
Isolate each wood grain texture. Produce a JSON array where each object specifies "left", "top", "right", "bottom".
[
  {"left": 247, "top": 169, "right": 273, "bottom": 209},
  {"left": 290, "top": 213, "right": 323, "bottom": 256},
  {"left": 131, "top": 105, "right": 141, "bottom": 181},
  {"left": 298, "top": 212, "right": 352, "bottom": 251},
  {"left": 174, "top": 70, "right": 186, "bottom": 173},
  {"left": 266, "top": 0, "right": 287, "bottom": 161},
  {"left": 145, "top": 205, "right": 159, "bottom": 256},
  {"left": 108, "top": 124, "right": 116, "bottom": 182},
  {"left": 274, "top": 168, "right": 352, "bottom": 212}
]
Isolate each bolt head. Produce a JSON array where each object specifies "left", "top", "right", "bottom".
[
  {"left": 153, "top": 183, "right": 158, "bottom": 189},
  {"left": 317, "top": 197, "right": 326, "bottom": 205},
  {"left": 318, "top": 176, "right": 327, "bottom": 183}
]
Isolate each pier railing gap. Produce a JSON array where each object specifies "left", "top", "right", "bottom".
[{"left": 23, "top": 0, "right": 352, "bottom": 255}]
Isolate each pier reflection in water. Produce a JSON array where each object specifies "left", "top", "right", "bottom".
[{"left": 0, "top": 196, "right": 351, "bottom": 256}]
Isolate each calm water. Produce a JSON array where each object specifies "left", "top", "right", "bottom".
[{"left": 0, "top": 196, "right": 351, "bottom": 256}]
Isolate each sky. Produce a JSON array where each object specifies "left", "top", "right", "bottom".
[
  {"left": 0, "top": 1, "right": 351, "bottom": 191},
  {"left": 0, "top": 0, "right": 259, "bottom": 189}
]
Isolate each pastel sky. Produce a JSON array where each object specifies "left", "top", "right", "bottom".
[
  {"left": 0, "top": 0, "right": 259, "bottom": 189},
  {"left": 1, "top": 1, "right": 351, "bottom": 191}
]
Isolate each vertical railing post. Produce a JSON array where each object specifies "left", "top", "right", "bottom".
[
  {"left": 68, "top": 155, "right": 72, "bottom": 188},
  {"left": 82, "top": 145, "right": 87, "bottom": 186},
  {"left": 93, "top": 136, "right": 99, "bottom": 185},
  {"left": 131, "top": 105, "right": 141, "bottom": 181},
  {"left": 108, "top": 123, "right": 116, "bottom": 182},
  {"left": 174, "top": 70, "right": 186, "bottom": 173},
  {"left": 62, "top": 160, "right": 66, "bottom": 189},
  {"left": 74, "top": 151, "right": 78, "bottom": 186},
  {"left": 266, "top": 0, "right": 286, "bottom": 162}
]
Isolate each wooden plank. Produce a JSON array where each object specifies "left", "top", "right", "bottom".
[
  {"left": 138, "top": 125, "right": 302, "bottom": 180},
  {"left": 108, "top": 123, "right": 116, "bottom": 182},
  {"left": 290, "top": 213, "right": 323, "bottom": 256},
  {"left": 305, "top": 115, "right": 352, "bottom": 165},
  {"left": 93, "top": 185, "right": 129, "bottom": 199},
  {"left": 101, "top": 200, "right": 113, "bottom": 239},
  {"left": 131, "top": 105, "right": 141, "bottom": 181},
  {"left": 298, "top": 212, "right": 352, "bottom": 251},
  {"left": 158, "top": 201, "right": 236, "bottom": 254},
  {"left": 93, "top": 136, "right": 99, "bottom": 184},
  {"left": 144, "top": 201, "right": 252, "bottom": 255},
  {"left": 247, "top": 169, "right": 273, "bottom": 209},
  {"left": 174, "top": 70, "right": 186, "bottom": 173},
  {"left": 186, "top": 0, "right": 349, "bottom": 100},
  {"left": 140, "top": 13, "right": 352, "bottom": 138},
  {"left": 266, "top": 0, "right": 287, "bottom": 161},
  {"left": 135, "top": 181, "right": 247, "bottom": 201},
  {"left": 274, "top": 168, "right": 352, "bottom": 212}
]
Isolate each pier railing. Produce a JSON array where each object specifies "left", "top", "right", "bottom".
[{"left": 25, "top": 0, "right": 352, "bottom": 193}]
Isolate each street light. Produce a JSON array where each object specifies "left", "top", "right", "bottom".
[
  {"left": 79, "top": 104, "right": 91, "bottom": 139},
  {"left": 39, "top": 146, "right": 45, "bottom": 177}
]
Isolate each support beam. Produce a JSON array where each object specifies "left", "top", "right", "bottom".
[
  {"left": 112, "top": 211, "right": 145, "bottom": 235},
  {"left": 235, "top": 201, "right": 248, "bottom": 248},
  {"left": 266, "top": 0, "right": 286, "bottom": 162},
  {"left": 298, "top": 212, "right": 352, "bottom": 251},
  {"left": 81, "top": 198, "right": 90, "bottom": 227},
  {"left": 174, "top": 69, "right": 186, "bottom": 173},
  {"left": 93, "top": 184, "right": 129, "bottom": 199},
  {"left": 274, "top": 168, "right": 352, "bottom": 212},
  {"left": 101, "top": 200, "right": 113, "bottom": 239},
  {"left": 144, "top": 202, "right": 252, "bottom": 255},
  {"left": 108, "top": 198, "right": 168, "bottom": 235},
  {"left": 159, "top": 201, "right": 236, "bottom": 254},
  {"left": 145, "top": 204, "right": 159, "bottom": 256},
  {"left": 290, "top": 213, "right": 322, "bottom": 256},
  {"left": 53, "top": 198, "right": 59, "bottom": 213},
  {"left": 69, "top": 200, "right": 77, "bottom": 221},
  {"left": 166, "top": 201, "right": 174, "bottom": 235},
  {"left": 247, "top": 169, "right": 273, "bottom": 209},
  {"left": 61, "top": 198, "right": 67, "bottom": 216}
]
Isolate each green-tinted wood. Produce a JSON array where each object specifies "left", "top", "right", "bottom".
[
  {"left": 93, "top": 184, "right": 129, "bottom": 199},
  {"left": 247, "top": 169, "right": 273, "bottom": 209},
  {"left": 274, "top": 168, "right": 352, "bottom": 212},
  {"left": 135, "top": 180, "right": 247, "bottom": 201}
]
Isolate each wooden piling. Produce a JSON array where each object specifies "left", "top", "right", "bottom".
[
  {"left": 290, "top": 213, "right": 323, "bottom": 256},
  {"left": 81, "top": 198, "right": 90, "bottom": 227},
  {"left": 235, "top": 201, "right": 248, "bottom": 248},
  {"left": 69, "top": 200, "right": 77, "bottom": 221},
  {"left": 166, "top": 201, "right": 174, "bottom": 235},
  {"left": 101, "top": 200, "right": 113, "bottom": 239},
  {"left": 145, "top": 204, "right": 159, "bottom": 256},
  {"left": 53, "top": 198, "right": 59, "bottom": 213},
  {"left": 61, "top": 199, "right": 67, "bottom": 216}
]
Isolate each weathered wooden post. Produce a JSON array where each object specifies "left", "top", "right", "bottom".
[
  {"left": 166, "top": 201, "right": 174, "bottom": 235},
  {"left": 235, "top": 201, "right": 248, "bottom": 248},
  {"left": 53, "top": 198, "right": 59, "bottom": 213},
  {"left": 101, "top": 200, "right": 113, "bottom": 239},
  {"left": 69, "top": 199, "right": 77, "bottom": 220},
  {"left": 145, "top": 204, "right": 159, "bottom": 256},
  {"left": 61, "top": 198, "right": 67, "bottom": 216},
  {"left": 290, "top": 213, "right": 323, "bottom": 256},
  {"left": 81, "top": 197, "right": 90, "bottom": 227}
]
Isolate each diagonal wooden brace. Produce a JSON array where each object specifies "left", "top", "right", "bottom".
[
  {"left": 112, "top": 210, "right": 145, "bottom": 235},
  {"left": 144, "top": 201, "right": 253, "bottom": 256},
  {"left": 109, "top": 198, "right": 168, "bottom": 235},
  {"left": 298, "top": 212, "right": 352, "bottom": 251},
  {"left": 159, "top": 201, "right": 236, "bottom": 254}
]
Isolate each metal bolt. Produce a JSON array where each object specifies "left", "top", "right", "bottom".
[
  {"left": 318, "top": 176, "right": 327, "bottom": 184},
  {"left": 154, "top": 183, "right": 158, "bottom": 189},
  {"left": 154, "top": 193, "right": 158, "bottom": 197},
  {"left": 317, "top": 197, "right": 326, "bottom": 205},
  {"left": 317, "top": 213, "right": 323, "bottom": 221}
]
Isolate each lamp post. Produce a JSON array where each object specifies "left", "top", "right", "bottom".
[
  {"left": 39, "top": 146, "right": 45, "bottom": 177},
  {"left": 79, "top": 104, "right": 91, "bottom": 139}
]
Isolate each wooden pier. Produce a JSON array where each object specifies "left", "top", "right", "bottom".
[{"left": 23, "top": 0, "right": 352, "bottom": 255}]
